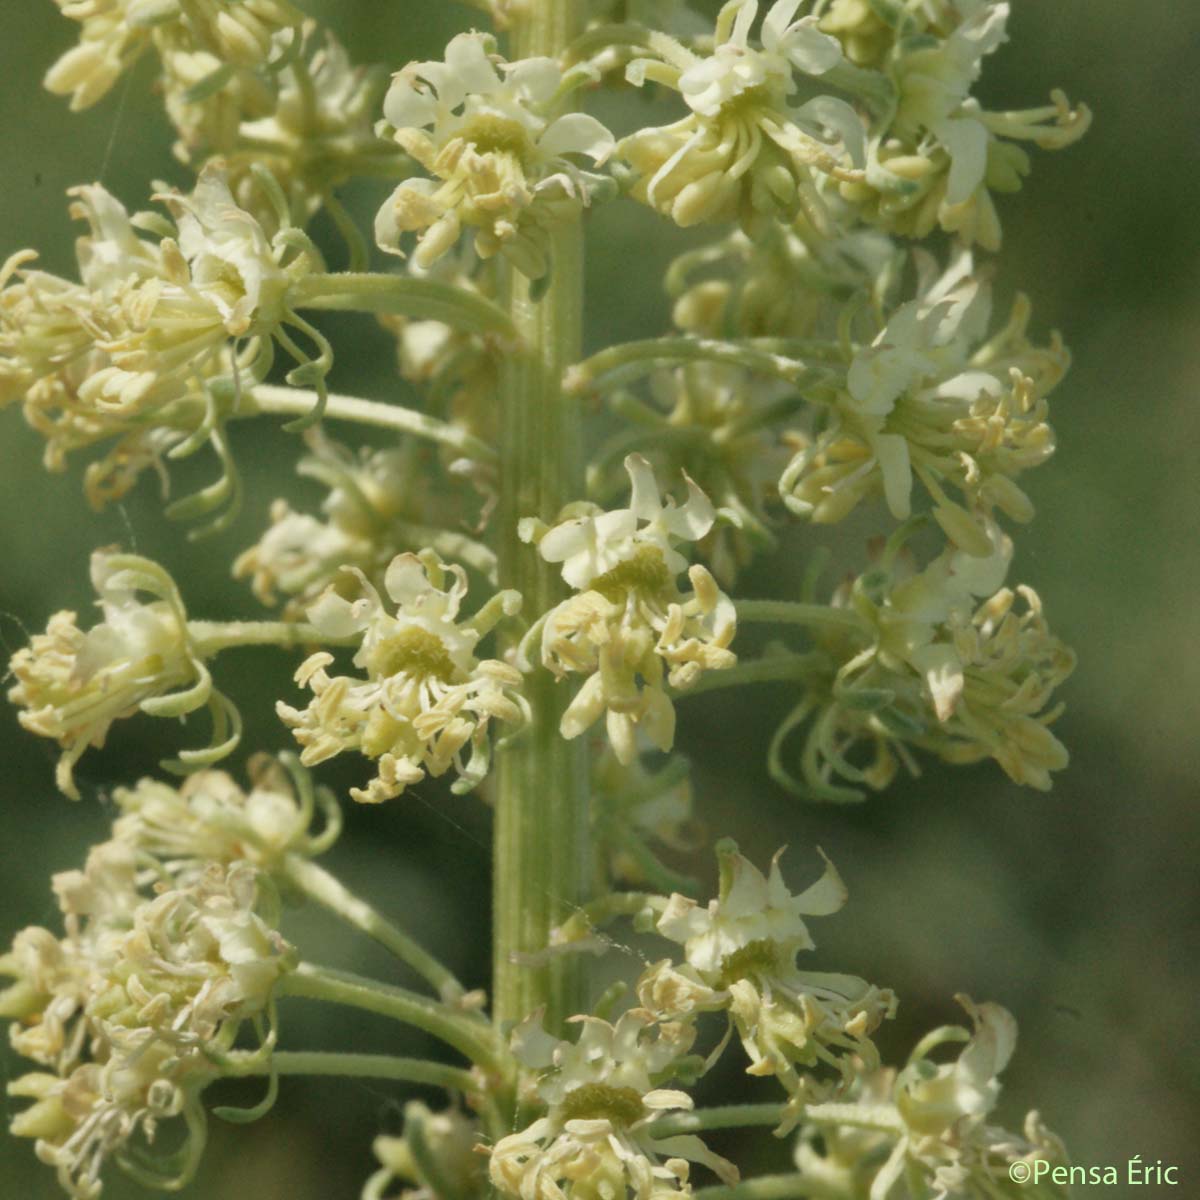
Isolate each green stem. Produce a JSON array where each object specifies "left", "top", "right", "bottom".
[
  {"left": 693, "top": 1175, "right": 847, "bottom": 1200},
  {"left": 279, "top": 963, "right": 507, "bottom": 1072},
  {"left": 568, "top": 337, "right": 835, "bottom": 394},
  {"left": 649, "top": 1104, "right": 786, "bottom": 1139},
  {"left": 238, "top": 1051, "right": 479, "bottom": 1095},
  {"left": 188, "top": 619, "right": 351, "bottom": 656},
  {"left": 674, "top": 652, "right": 826, "bottom": 699},
  {"left": 736, "top": 601, "right": 867, "bottom": 634},
  {"left": 245, "top": 384, "right": 497, "bottom": 462},
  {"left": 552, "top": 891, "right": 667, "bottom": 944},
  {"left": 280, "top": 855, "right": 469, "bottom": 1004},
  {"left": 493, "top": 0, "right": 590, "bottom": 1035},
  {"left": 800, "top": 1102, "right": 905, "bottom": 1134},
  {"left": 291, "top": 273, "right": 516, "bottom": 338}
]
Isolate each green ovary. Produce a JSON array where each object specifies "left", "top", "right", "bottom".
[
  {"left": 372, "top": 626, "right": 457, "bottom": 682},
  {"left": 718, "top": 938, "right": 782, "bottom": 986},
  {"left": 559, "top": 1083, "right": 646, "bottom": 1127},
  {"left": 591, "top": 547, "right": 673, "bottom": 604}
]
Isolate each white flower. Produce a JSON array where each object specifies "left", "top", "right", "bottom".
[
  {"left": 491, "top": 1010, "right": 737, "bottom": 1200},
  {"left": 277, "top": 551, "right": 527, "bottom": 802},
  {"left": 796, "top": 997, "right": 1071, "bottom": 1200},
  {"left": 658, "top": 844, "right": 894, "bottom": 1120},
  {"left": 830, "top": 1, "right": 1090, "bottom": 249},
  {"left": 678, "top": 0, "right": 843, "bottom": 119},
  {"left": 781, "top": 251, "right": 1066, "bottom": 553},
  {"left": 776, "top": 528, "right": 1074, "bottom": 799},
  {"left": 893, "top": 4, "right": 1012, "bottom": 206},
  {"left": 537, "top": 454, "right": 715, "bottom": 591},
  {"left": 6, "top": 551, "right": 223, "bottom": 799},
  {"left": 525, "top": 455, "right": 736, "bottom": 763},
  {"left": 621, "top": 0, "right": 864, "bottom": 228},
  {"left": 375, "top": 32, "right": 614, "bottom": 274},
  {"left": 111, "top": 755, "right": 337, "bottom": 877}
]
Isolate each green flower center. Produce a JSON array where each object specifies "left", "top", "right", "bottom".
[
  {"left": 559, "top": 1083, "right": 646, "bottom": 1127},
  {"left": 718, "top": 938, "right": 781, "bottom": 986},
  {"left": 591, "top": 546, "right": 674, "bottom": 604},
  {"left": 372, "top": 626, "right": 457, "bottom": 681},
  {"left": 461, "top": 114, "right": 534, "bottom": 163}
]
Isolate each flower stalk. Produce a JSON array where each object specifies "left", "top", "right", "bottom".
[{"left": 493, "top": 0, "right": 590, "bottom": 1034}]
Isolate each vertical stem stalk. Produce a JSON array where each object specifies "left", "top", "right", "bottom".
[{"left": 493, "top": 0, "right": 589, "bottom": 1033}]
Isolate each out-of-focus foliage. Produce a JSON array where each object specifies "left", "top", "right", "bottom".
[{"left": 1, "top": 1, "right": 1197, "bottom": 1196}]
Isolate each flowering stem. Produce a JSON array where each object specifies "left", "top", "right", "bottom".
[
  {"left": 736, "top": 601, "right": 868, "bottom": 634},
  {"left": 238, "top": 1051, "right": 479, "bottom": 1096},
  {"left": 291, "top": 273, "right": 516, "bottom": 338},
  {"left": 245, "top": 384, "right": 497, "bottom": 462},
  {"left": 692, "top": 1175, "right": 848, "bottom": 1200},
  {"left": 280, "top": 856, "right": 470, "bottom": 1004},
  {"left": 280, "top": 963, "right": 508, "bottom": 1072},
  {"left": 492, "top": 0, "right": 590, "bottom": 1036}
]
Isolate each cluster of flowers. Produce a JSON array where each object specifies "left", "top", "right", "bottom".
[
  {"left": 0, "top": 758, "right": 328, "bottom": 1198},
  {"left": 47, "top": 1, "right": 390, "bottom": 221},
  {"left": 479, "top": 840, "right": 1065, "bottom": 1200},
  {"left": 490, "top": 842, "right": 886, "bottom": 1200},
  {"left": 617, "top": 0, "right": 1088, "bottom": 247}
]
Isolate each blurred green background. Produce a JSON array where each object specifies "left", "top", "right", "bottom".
[{"left": 2, "top": 1, "right": 1198, "bottom": 1196}]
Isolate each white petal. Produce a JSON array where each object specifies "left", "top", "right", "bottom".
[
  {"left": 384, "top": 553, "right": 431, "bottom": 607},
  {"left": 443, "top": 33, "right": 501, "bottom": 100},
  {"left": 383, "top": 79, "right": 438, "bottom": 130},
  {"left": 730, "top": 0, "right": 758, "bottom": 48},
  {"left": 539, "top": 519, "right": 592, "bottom": 565},
  {"left": 794, "top": 95, "right": 866, "bottom": 168},
  {"left": 626, "top": 454, "right": 663, "bottom": 523},
  {"left": 783, "top": 19, "right": 844, "bottom": 75},
  {"left": 506, "top": 55, "right": 562, "bottom": 104},
  {"left": 538, "top": 113, "right": 615, "bottom": 164},
  {"left": 792, "top": 848, "right": 848, "bottom": 916},
  {"left": 307, "top": 589, "right": 371, "bottom": 639},
  {"left": 762, "top": 0, "right": 803, "bottom": 51},
  {"left": 872, "top": 432, "right": 913, "bottom": 520},
  {"left": 664, "top": 474, "right": 716, "bottom": 542},
  {"left": 940, "top": 116, "right": 990, "bottom": 206},
  {"left": 910, "top": 643, "right": 964, "bottom": 722}
]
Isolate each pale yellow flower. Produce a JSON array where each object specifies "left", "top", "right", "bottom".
[
  {"left": 376, "top": 32, "right": 614, "bottom": 275},
  {"left": 781, "top": 251, "right": 1067, "bottom": 555},
  {"left": 525, "top": 455, "right": 736, "bottom": 763},
  {"left": 658, "top": 843, "right": 895, "bottom": 1123},
  {"left": 621, "top": 0, "right": 864, "bottom": 229},
  {"left": 7, "top": 552, "right": 223, "bottom": 799},
  {"left": 278, "top": 551, "right": 526, "bottom": 802},
  {"left": 491, "top": 1010, "right": 736, "bottom": 1200}
]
